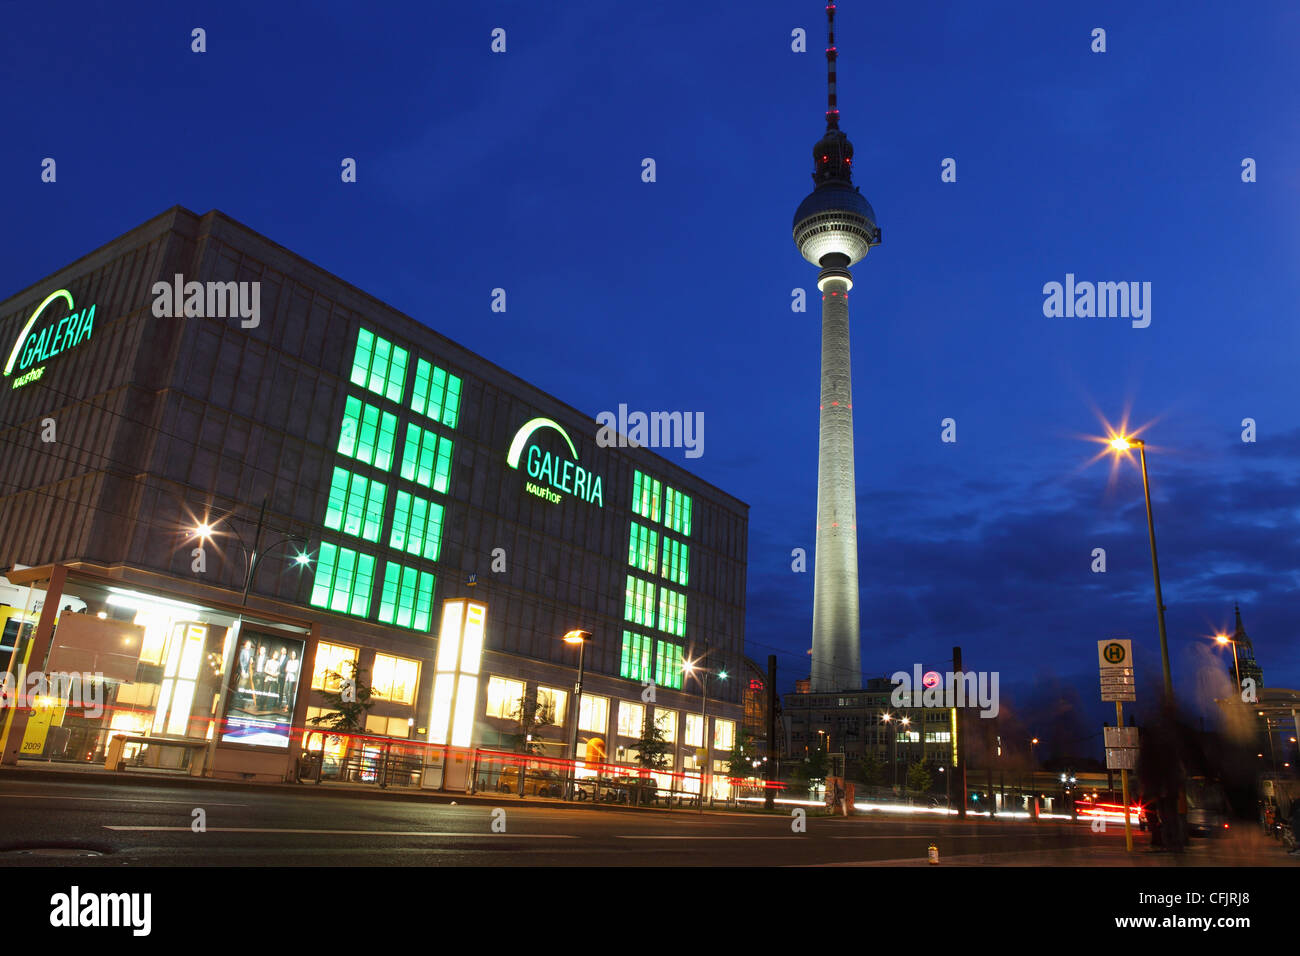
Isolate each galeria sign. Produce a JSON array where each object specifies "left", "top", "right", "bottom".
[
  {"left": 506, "top": 417, "right": 604, "bottom": 507},
  {"left": 3, "top": 289, "right": 96, "bottom": 389}
]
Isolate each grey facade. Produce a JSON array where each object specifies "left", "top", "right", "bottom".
[{"left": 0, "top": 207, "right": 747, "bottom": 776}]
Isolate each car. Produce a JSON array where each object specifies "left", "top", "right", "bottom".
[
  {"left": 611, "top": 775, "right": 660, "bottom": 806},
  {"left": 496, "top": 767, "right": 564, "bottom": 797},
  {"left": 1185, "top": 778, "right": 1230, "bottom": 836}
]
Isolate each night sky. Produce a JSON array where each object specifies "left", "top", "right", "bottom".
[{"left": 4, "top": 2, "right": 1297, "bottom": 755}]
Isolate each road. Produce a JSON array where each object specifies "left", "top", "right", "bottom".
[{"left": 3, "top": 777, "right": 1288, "bottom": 866}]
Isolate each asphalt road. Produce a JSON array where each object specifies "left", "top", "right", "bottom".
[{"left": 0, "top": 777, "right": 1216, "bottom": 867}]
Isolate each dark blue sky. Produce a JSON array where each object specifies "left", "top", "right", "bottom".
[{"left": 4, "top": 1, "right": 1297, "bottom": 750}]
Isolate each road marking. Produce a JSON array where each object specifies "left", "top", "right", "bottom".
[
  {"left": 0, "top": 794, "right": 248, "bottom": 807},
  {"left": 103, "top": 827, "right": 577, "bottom": 837},
  {"left": 830, "top": 834, "right": 1014, "bottom": 840},
  {"left": 616, "top": 835, "right": 802, "bottom": 840}
]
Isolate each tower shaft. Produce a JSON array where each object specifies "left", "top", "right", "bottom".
[{"left": 810, "top": 261, "right": 860, "bottom": 691}]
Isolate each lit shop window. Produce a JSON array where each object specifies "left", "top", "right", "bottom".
[
  {"left": 654, "top": 641, "right": 684, "bottom": 690},
  {"left": 377, "top": 561, "right": 436, "bottom": 631},
  {"left": 351, "top": 328, "right": 409, "bottom": 403},
  {"left": 366, "top": 714, "right": 412, "bottom": 738},
  {"left": 152, "top": 622, "right": 207, "bottom": 737},
  {"left": 309, "top": 544, "right": 376, "bottom": 617},
  {"left": 655, "top": 708, "right": 677, "bottom": 743},
  {"left": 684, "top": 713, "right": 704, "bottom": 748},
  {"left": 337, "top": 396, "right": 398, "bottom": 471},
  {"left": 486, "top": 677, "right": 525, "bottom": 718},
  {"left": 627, "top": 522, "right": 658, "bottom": 574},
  {"left": 389, "top": 491, "right": 445, "bottom": 561},
  {"left": 624, "top": 575, "right": 656, "bottom": 629},
  {"left": 400, "top": 423, "right": 453, "bottom": 493},
  {"left": 311, "top": 642, "right": 359, "bottom": 691},
  {"left": 658, "top": 587, "right": 687, "bottom": 638},
  {"left": 617, "top": 700, "right": 645, "bottom": 738},
  {"left": 661, "top": 537, "right": 689, "bottom": 587},
  {"left": 713, "top": 719, "right": 735, "bottom": 751},
  {"left": 664, "top": 486, "right": 692, "bottom": 536},
  {"left": 631, "top": 470, "right": 661, "bottom": 522},
  {"left": 323, "top": 467, "right": 387, "bottom": 543},
  {"left": 536, "top": 686, "right": 567, "bottom": 727},
  {"left": 372, "top": 653, "right": 420, "bottom": 705},
  {"left": 619, "top": 630, "right": 652, "bottom": 682},
  {"left": 411, "top": 358, "right": 463, "bottom": 429},
  {"left": 579, "top": 694, "right": 608, "bottom": 733}
]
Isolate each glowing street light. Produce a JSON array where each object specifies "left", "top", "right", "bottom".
[
  {"left": 562, "top": 629, "right": 591, "bottom": 801},
  {"left": 1105, "top": 433, "right": 1175, "bottom": 703},
  {"left": 1213, "top": 632, "right": 1241, "bottom": 689}
]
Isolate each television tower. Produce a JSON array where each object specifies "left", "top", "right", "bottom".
[{"left": 793, "top": 2, "right": 881, "bottom": 691}]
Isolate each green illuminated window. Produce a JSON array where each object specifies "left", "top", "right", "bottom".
[
  {"left": 658, "top": 587, "right": 686, "bottom": 638},
  {"left": 411, "top": 358, "right": 463, "bottom": 429},
  {"left": 309, "top": 543, "right": 376, "bottom": 618},
  {"left": 337, "top": 396, "right": 397, "bottom": 471},
  {"left": 400, "top": 423, "right": 453, "bottom": 493},
  {"left": 655, "top": 641, "right": 684, "bottom": 690},
  {"left": 377, "top": 561, "right": 437, "bottom": 631},
  {"left": 620, "top": 631, "right": 653, "bottom": 682},
  {"left": 351, "top": 328, "right": 409, "bottom": 403},
  {"left": 323, "top": 467, "right": 387, "bottom": 543},
  {"left": 661, "top": 537, "right": 689, "bottom": 586},
  {"left": 632, "top": 471, "right": 662, "bottom": 522},
  {"left": 624, "top": 575, "right": 656, "bottom": 629},
  {"left": 390, "top": 490, "right": 445, "bottom": 561},
  {"left": 628, "top": 522, "right": 658, "bottom": 574},
  {"left": 664, "top": 487, "right": 692, "bottom": 536}
]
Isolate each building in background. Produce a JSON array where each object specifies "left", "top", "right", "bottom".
[{"left": 0, "top": 207, "right": 747, "bottom": 795}]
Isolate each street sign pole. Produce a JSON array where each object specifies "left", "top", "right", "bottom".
[{"left": 1116, "top": 700, "right": 1133, "bottom": 853}]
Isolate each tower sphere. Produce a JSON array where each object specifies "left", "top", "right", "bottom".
[{"left": 793, "top": 184, "right": 879, "bottom": 267}]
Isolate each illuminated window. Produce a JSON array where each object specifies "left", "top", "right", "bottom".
[
  {"left": 337, "top": 396, "right": 398, "bottom": 471},
  {"left": 925, "top": 731, "right": 952, "bottom": 744},
  {"left": 323, "top": 467, "right": 387, "bottom": 543},
  {"left": 617, "top": 701, "right": 645, "bottom": 738},
  {"left": 486, "top": 676, "right": 525, "bottom": 719},
  {"left": 654, "top": 641, "right": 684, "bottom": 690},
  {"left": 632, "top": 470, "right": 661, "bottom": 522},
  {"left": 713, "top": 718, "right": 735, "bottom": 751},
  {"left": 579, "top": 694, "right": 608, "bottom": 733},
  {"left": 377, "top": 561, "right": 436, "bottom": 631},
  {"left": 661, "top": 537, "right": 689, "bottom": 586},
  {"left": 619, "top": 630, "right": 652, "bottom": 682},
  {"left": 536, "top": 686, "right": 567, "bottom": 727},
  {"left": 658, "top": 587, "right": 686, "bottom": 637},
  {"left": 624, "top": 575, "right": 656, "bottom": 628},
  {"left": 365, "top": 714, "right": 412, "bottom": 738},
  {"left": 627, "top": 522, "right": 658, "bottom": 574},
  {"left": 684, "top": 713, "right": 704, "bottom": 748},
  {"left": 351, "top": 328, "right": 409, "bottom": 403},
  {"left": 411, "top": 358, "right": 463, "bottom": 429},
  {"left": 309, "top": 543, "right": 376, "bottom": 617},
  {"left": 400, "top": 422, "right": 453, "bottom": 493},
  {"left": 664, "top": 486, "right": 692, "bottom": 536},
  {"left": 311, "top": 642, "right": 359, "bottom": 691},
  {"left": 372, "top": 653, "right": 420, "bottom": 704},
  {"left": 389, "top": 491, "right": 445, "bottom": 561},
  {"left": 655, "top": 708, "right": 677, "bottom": 743}
]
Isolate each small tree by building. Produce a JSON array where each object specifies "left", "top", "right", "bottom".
[
  {"left": 307, "top": 659, "right": 374, "bottom": 733},
  {"left": 508, "top": 689, "right": 554, "bottom": 756},
  {"left": 854, "top": 751, "right": 885, "bottom": 789},
  {"left": 906, "top": 761, "right": 933, "bottom": 795},
  {"left": 635, "top": 713, "right": 672, "bottom": 771}
]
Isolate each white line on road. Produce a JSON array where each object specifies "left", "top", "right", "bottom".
[
  {"left": 0, "top": 794, "right": 249, "bottom": 806},
  {"left": 616, "top": 835, "right": 803, "bottom": 840},
  {"left": 103, "top": 827, "right": 577, "bottom": 837}
]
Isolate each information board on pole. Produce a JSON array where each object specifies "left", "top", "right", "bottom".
[{"left": 1098, "top": 639, "right": 1136, "bottom": 702}]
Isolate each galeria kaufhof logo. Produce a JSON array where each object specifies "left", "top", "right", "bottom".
[
  {"left": 3, "top": 288, "right": 96, "bottom": 390},
  {"left": 506, "top": 417, "right": 604, "bottom": 507}
]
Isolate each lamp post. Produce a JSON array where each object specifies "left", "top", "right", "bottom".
[
  {"left": 1029, "top": 736, "right": 1039, "bottom": 820},
  {"left": 1107, "top": 436, "right": 1174, "bottom": 703},
  {"left": 684, "top": 654, "right": 727, "bottom": 813},
  {"left": 197, "top": 497, "right": 310, "bottom": 776},
  {"left": 562, "top": 629, "right": 590, "bottom": 801},
  {"left": 1214, "top": 633, "right": 1241, "bottom": 690}
]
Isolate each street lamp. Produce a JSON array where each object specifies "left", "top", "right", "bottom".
[
  {"left": 683, "top": 654, "right": 727, "bottom": 812},
  {"left": 1214, "top": 633, "right": 1241, "bottom": 690},
  {"left": 562, "top": 629, "right": 590, "bottom": 801},
  {"left": 1106, "top": 435, "right": 1174, "bottom": 703},
  {"left": 196, "top": 497, "right": 310, "bottom": 775}
]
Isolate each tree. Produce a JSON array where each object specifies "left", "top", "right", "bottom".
[
  {"left": 635, "top": 713, "right": 672, "bottom": 771},
  {"left": 725, "top": 731, "right": 758, "bottom": 781},
  {"left": 854, "top": 751, "right": 885, "bottom": 788},
  {"left": 792, "top": 746, "right": 830, "bottom": 787},
  {"left": 906, "top": 761, "right": 932, "bottom": 794},
  {"left": 306, "top": 659, "right": 374, "bottom": 733},
  {"left": 508, "top": 689, "right": 554, "bottom": 756}
]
